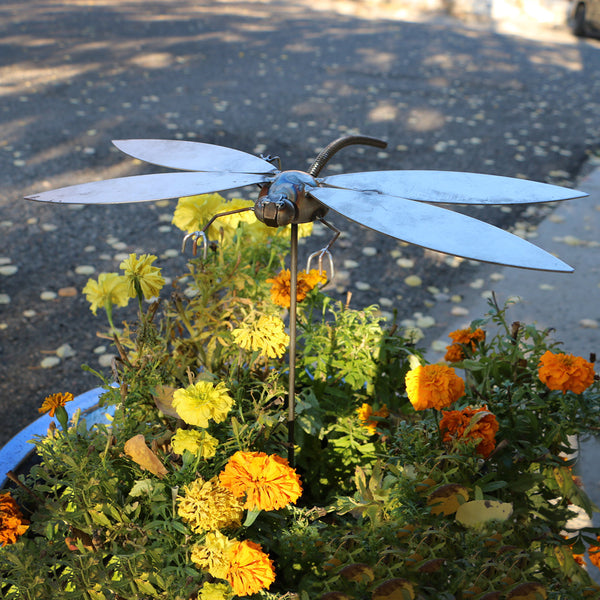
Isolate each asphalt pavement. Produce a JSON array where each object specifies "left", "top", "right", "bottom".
[{"left": 2, "top": 0, "right": 600, "bottom": 449}]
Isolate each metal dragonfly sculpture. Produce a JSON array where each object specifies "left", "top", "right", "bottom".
[{"left": 26, "top": 134, "right": 587, "bottom": 463}]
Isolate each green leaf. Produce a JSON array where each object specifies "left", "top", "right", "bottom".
[{"left": 456, "top": 500, "right": 513, "bottom": 528}]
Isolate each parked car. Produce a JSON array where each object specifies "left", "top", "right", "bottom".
[{"left": 568, "top": 0, "right": 600, "bottom": 36}]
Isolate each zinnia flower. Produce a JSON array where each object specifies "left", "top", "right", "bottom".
[
  {"left": 171, "top": 428, "right": 218, "bottom": 458},
  {"left": 172, "top": 381, "right": 233, "bottom": 428},
  {"left": 119, "top": 253, "right": 165, "bottom": 300},
  {"left": 0, "top": 493, "right": 29, "bottom": 546},
  {"left": 178, "top": 477, "right": 244, "bottom": 533},
  {"left": 444, "top": 327, "right": 485, "bottom": 363},
  {"left": 82, "top": 272, "right": 129, "bottom": 315},
  {"left": 356, "top": 403, "right": 389, "bottom": 434},
  {"left": 231, "top": 314, "right": 289, "bottom": 359},
  {"left": 197, "top": 582, "right": 235, "bottom": 600},
  {"left": 219, "top": 451, "right": 302, "bottom": 511},
  {"left": 405, "top": 364, "right": 465, "bottom": 411},
  {"left": 266, "top": 269, "right": 326, "bottom": 308},
  {"left": 226, "top": 539, "right": 276, "bottom": 596},
  {"left": 191, "top": 531, "right": 236, "bottom": 579},
  {"left": 38, "top": 392, "right": 74, "bottom": 417},
  {"left": 538, "top": 350, "right": 595, "bottom": 394},
  {"left": 439, "top": 406, "right": 499, "bottom": 458}
]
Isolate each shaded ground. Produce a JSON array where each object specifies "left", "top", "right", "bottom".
[{"left": 1, "top": 0, "right": 600, "bottom": 445}]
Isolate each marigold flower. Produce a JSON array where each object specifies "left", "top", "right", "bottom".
[
  {"left": 538, "top": 350, "right": 595, "bottom": 394},
  {"left": 231, "top": 314, "right": 289, "bottom": 359},
  {"left": 405, "top": 364, "right": 465, "bottom": 411},
  {"left": 266, "top": 268, "right": 326, "bottom": 308},
  {"left": 82, "top": 272, "right": 129, "bottom": 315},
  {"left": 589, "top": 536, "right": 600, "bottom": 569},
  {"left": 172, "top": 381, "right": 233, "bottom": 428},
  {"left": 119, "top": 253, "right": 165, "bottom": 299},
  {"left": 219, "top": 451, "right": 302, "bottom": 511},
  {"left": 197, "top": 582, "right": 235, "bottom": 600},
  {"left": 38, "top": 392, "right": 74, "bottom": 417},
  {"left": 178, "top": 477, "right": 244, "bottom": 533},
  {"left": 444, "top": 327, "right": 485, "bottom": 363},
  {"left": 226, "top": 539, "right": 276, "bottom": 596},
  {"left": 171, "top": 428, "right": 218, "bottom": 459},
  {"left": 191, "top": 531, "right": 236, "bottom": 579},
  {"left": 357, "top": 403, "right": 389, "bottom": 434},
  {"left": 439, "top": 406, "right": 499, "bottom": 458},
  {"left": 0, "top": 493, "right": 29, "bottom": 546}
]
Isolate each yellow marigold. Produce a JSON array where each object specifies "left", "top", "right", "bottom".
[
  {"left": 405, "top": 364, "right": 465, "bottom": 411},
  {"left": 439, "top": 406, "right": 499, "bottom": 458},
  {"left": 231, "top": 314, "right": 289, "bottom": 359},
  {"left": 119, "top": 253, "right": 165, "bottom": 300},
  {"left": 171, "top": 428, "right": 218, "bottom": 459},
  {"left": 0, "top": 493, "right": 29, "bottom": 546},
  {"left": 82, "top": 272, "right": 129, "bottom": 315},
  {"left": 172, "top": 381, "right": 233, "bottom": 428},
  {"left": 178, "top": 477, "right": 244, "bottom": 534},
  {"left": 39, "top": 392, "right": 74, "bottom": 417},
  {"left": 226, "top": 539, "right": 276, "bottom": 596},
  {"left": 197, "top": 582, "right": 235, "bottom": 600},
  {"left": 191, "top": 531, "right": 236, "bottom": 579},
  {"left": 266, "top": 269, "right": 326, "bottom": 308},
  {"left": 357, "top": 403, "right": 390, "bottom": 434},
  {"left": 172, "top": 194, "right": 254, "bottom": 244},
  {"left": 444, "top": 327, "right": 485, "bottom": 363},
  {"left": 219, "top": 451, "right": 302, "bottom": 511},
  {"left": 538, "top": 350, "right": 595, "bottom": 394}
]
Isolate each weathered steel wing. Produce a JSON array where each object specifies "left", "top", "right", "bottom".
[
  {"left": 321, "top": 171, "right": 587, "bottom": 205},
  {"left": 113, "top": 139, "right": 279, "bottom": 174},
  {"left": 308, "top": 187, "right": 573, "bottom": 272},
  {"left": 25, "top": 172, "right": 270, "bottom": 204}
]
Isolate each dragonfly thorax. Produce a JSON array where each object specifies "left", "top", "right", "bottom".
[{"left": 254, "top": 170, "right": 327, "bottom": 227}]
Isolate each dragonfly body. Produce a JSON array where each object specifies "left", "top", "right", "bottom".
[{"left": 255, "top": 170, "right": 327, "bottom": 227}]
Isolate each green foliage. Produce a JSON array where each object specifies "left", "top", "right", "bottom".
[{"left": 3, "top": 203, "right": 600, "bottom": 600}]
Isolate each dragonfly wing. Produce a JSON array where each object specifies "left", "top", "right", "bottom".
[
  {"left": 308, "top": 187, "right": 573, "bottom": 272},
  {"left": 113, "top": 139, "right": 278, "bottom": 174},
  {"left": 25, "top": 172, "right": 270, "bottom": 204},
  {"left": 320, "top": 171, "right": 587, "bottom": 205}
]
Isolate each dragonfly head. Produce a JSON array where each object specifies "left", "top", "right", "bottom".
[{"left": 254, "top": 191, "right": 297, "bottom": 227}]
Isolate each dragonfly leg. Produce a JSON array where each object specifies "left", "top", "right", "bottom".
[
  {"left": 181, "top": 206, "right": 254, "bottom": 258},
  {"left": 306, "top": 218, "right": 339, "bottom": 283},
  {"left": 260, "top": 154, "right": 282, "bottom": 171}
]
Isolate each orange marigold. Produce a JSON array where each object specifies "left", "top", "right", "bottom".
[
  {"left": 0, "top": 493, "right": 29, "bottom": 546},
  {"left": 38, "top": 392, "right": 74, "bottom": 417},
  {"left": 439, "top": 406, "right": 499, "bottom": 458},
  {"left": 444, "top": 327, "right": 485, "bottom": 363},
  {"left": 266, "top": 269, "right": 326, "bottom": 308},
  {"left": 538, "top": 350, "right": 595, "bottom": 394},
  {"left": 219, "top": 451, "right": 302, "bottom": 511},
  {"left": 226, "top": 539, "right": 276, "bottom": 596},
  {"left": 357, "top": 403, "right": 389, "bottom": 434},
  {"left": 405, "top": 364, "right": 465, "bottom": 411},
  {"left": 590, "top": 536, "right": 600, "bottom": 569}
]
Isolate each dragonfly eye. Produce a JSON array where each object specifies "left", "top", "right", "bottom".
[{"left": 255, "top": 195, "right": 297, "bottom": 227}]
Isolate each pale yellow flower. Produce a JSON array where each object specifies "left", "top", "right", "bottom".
[
  {"left": 190, "top": 531, "right": 236, "bottom": 579},
  {"left": 231, "top": 314, "right": 289, "bottom": 359},
  {"left": 172, "top": 194, "right": 254, "bottom": 244},
  {"left": 82, "top": 272, "right": 129, "bottom": 315},
  {"left": 119, "top": 253, "right": 165, "bottom": 299},
  {"left": 172, "top": 381, "right": 233, "bottom": 428},
  {"left": 171, "top": 428, "right": 218, "bottom": 459},
  {"left": 197, "top": 582, "right": 234, "bottom": 600}
]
